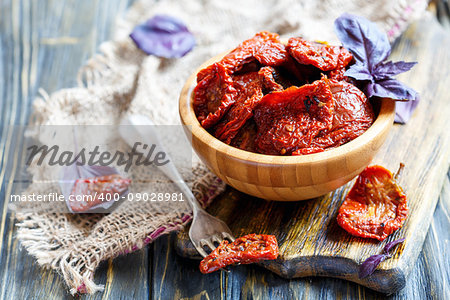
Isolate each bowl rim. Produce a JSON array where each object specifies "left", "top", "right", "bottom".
[{"left": 179, "top": 53, "right": 396, "bottom": 166}]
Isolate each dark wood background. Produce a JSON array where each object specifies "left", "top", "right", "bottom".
[{"left": 0, "top": 0, "right": 448, "bottom": 299}]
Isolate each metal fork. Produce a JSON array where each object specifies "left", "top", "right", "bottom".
[{"left": 119, "top": 114, "right": 235, "bottom": 257}]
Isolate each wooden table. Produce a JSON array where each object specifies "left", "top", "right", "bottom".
[{"left": 0, "top": 1, "right": 448, "bottom": 299}]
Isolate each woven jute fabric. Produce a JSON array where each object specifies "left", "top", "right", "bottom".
[{"left": 15, "top": 0, "right": 427, "bottom": 294}]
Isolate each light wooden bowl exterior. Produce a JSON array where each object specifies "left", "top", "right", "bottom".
[{"left": 179, "top": 54, "right": 396, "bottom": 201}]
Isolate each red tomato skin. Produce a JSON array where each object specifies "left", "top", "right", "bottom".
[
  {"left": 199, "top": 234, "right": 279, "bottom": 274},
  {"left": 337, "top": 165, "right": 408, "bottom": 241}
]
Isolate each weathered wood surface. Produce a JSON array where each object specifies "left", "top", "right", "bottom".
[
  {"left": 0, "top": 1, "right": 448, "bottom": 299},
  {"left": 170, "top": 176, "right": 450, "bottom": 299},
  {"left": 176, "top": 13, "right": 450, "bottom": 294},
  {"left": 0, "top": 1, "right": 146, "bottom": 299}
]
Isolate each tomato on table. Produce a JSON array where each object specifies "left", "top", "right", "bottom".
[
  {"left": 199, "top": 234, "right": 279, "bottom": 274},
  {"left": 337, "top": 165, "right": 408, "bottom": 241}
]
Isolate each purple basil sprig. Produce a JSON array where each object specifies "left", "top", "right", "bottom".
[
  {"left": 359, "top": 238, "right": 405, "bottom": 278},
  {"left": 130, "top": 15, "right": 195, "bottom": 58},
  {"left": 334, "top": 13, "right": 418, "bottom": 123}
]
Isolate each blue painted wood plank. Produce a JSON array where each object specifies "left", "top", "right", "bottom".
[{"left": 0, "top": 1, "right": 149, "bottom": 299}]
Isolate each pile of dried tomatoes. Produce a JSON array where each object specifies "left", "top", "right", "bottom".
[{"left": 193, "top": 31, "right": 375, "bottom": 155}]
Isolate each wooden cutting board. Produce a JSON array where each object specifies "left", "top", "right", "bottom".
[{"left": 175, "top": 15, "right": 450, "bottom": 294}]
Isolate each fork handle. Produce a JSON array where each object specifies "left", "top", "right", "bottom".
[
  {"left": 119, "top": 115, "right": 202, "bottom": 213},
  {"left": 159, "top": 159, "right": 202, "bottom": 212}
]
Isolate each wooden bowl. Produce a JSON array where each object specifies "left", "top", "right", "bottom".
[{"left": 179, "top": 54, "right": 396, "bottom": 201}]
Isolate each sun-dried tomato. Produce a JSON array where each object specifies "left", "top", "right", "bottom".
[
  {"left": 328, "top": 47, "right": 353, "bottom": 81},
  {"left": 222, "top": 31, "right": 287, "bottom": 72},
  {"left": 68, "top": 174, "right": 131, "bottom": 212},
  {"left": 337, "top": 165, "right": 408, "bottom": 241},
  {"left": 230, "top": 120, "right": 258, "bottom": 152},
  {"left": 193, "top": 32, "right": 375, "bottom": 156},
  {"left": 213, "top": 72, "right": 264, "bottom": 143},
  {"left": 258, "top": 66, "right": 284, "bottom": 92},
  {"left": 287, "top": 38, "right": 341, "bottom": 71},
  {"left": 193, "top": 63, "right": 238, "bottom": 128},
  {"left": 299, "top": 79, "right": 374, "bottom": 151},
  {"left": 213, "top": 67, "right": 283, "bottom": 144},
  {"left": 199, "top": 234, "right": 279, "bottom": 274},
  {"left": 254, "top": 79, "right": 334, "bottom": 155},
  {"left": 253, "top": 40, "right": 288, "bottom": 67},
  {"left": 281, "top": 57, "right": 323, "bottom": 85},
  {"left": 196, "top": 31, "right": 287, "bottom": 82},
  {"left": 220, "top": 32, "right": 280, "bottom": 72}
]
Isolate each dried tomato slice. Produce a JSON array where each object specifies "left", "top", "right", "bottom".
[
  {"left": 196, "top": 31, "right": 287, "bottom": 84},
  {"left": 299, "top": 79, "right": 374, "bottom": 151},
  {"left": 253, "top": 40, "right": 288, "bottom": 67},
  {"left": 193, "top": 63, "right": 238, "bottom": 128},
  {"left": 213, "top": 67, "right": 282, "bottom": 144},
  {"left": 287, "top": 38, "right": 341, "bottom": 71},
  {"left": 328, "top": 47, "right": 353, "bottom": 81},
  {"left": 213, "top": 72, "right": 264, "bottom": 143},
  {"left": 258, "top": 66, "right": 284, "bottom": 93},
  {"left": 221, "top": 31, "right": 287, "bottom": 73},
  {"left": 254, "top": 79, "right": 334, "bottom": 155},
  {"left": 337, "top": 165, "right": 408, "bottom": 241},
  {"left": 199, "top": 234, "right": 279, "bottom": 274},
  {"left": 68, "top": 174, "right": 131, "bottom": 212},
  {"left": 230, "top": 119, "right": 257, "bottom": 152}
]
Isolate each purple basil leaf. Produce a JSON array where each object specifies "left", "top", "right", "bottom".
[
  {"left": 130, "top": 15, "right": 195, "bottom": 58},
  {"left": 334, "top": 13, "right": 419, "bottom": 115},
  {"left": 366, "top": 79, "right": 418, "bottom": 101},
  {"left": 334, "top": 13, "right": 391, "bottom": 70},
  {"left": 60, "top": 162, "right": 122, "bottom": 212},
  {"left": 359, "top": 238, "right": 406, "bottom": 278},
  {"left": 146, "top": 15, "right": 189, "bottom": 33},
  {"left": 359, "top": 254, "right": 387, "bottom": 278},
  {"left": 383, "top": 238, "right": 406, "bottom": 255},
  {"left": 395, "top": 98, "right": 420, "bottom": 123},
  {"left": 344, "top": 61, "right": 373, "bottom": 81},
  {"left": 373, "top": 61, "right": 417, "bottom": 80}
]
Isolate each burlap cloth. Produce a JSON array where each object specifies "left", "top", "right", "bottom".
[{"left": 15, "top": 0, "right": 427, "bottom": 295}]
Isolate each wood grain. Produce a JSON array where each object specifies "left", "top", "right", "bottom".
[
  {"left": 176, "top": 14, "right": 450, "bottom": 294},
  {"left": 161, "top": 172, "right": 449, "bottom": 300},
  {"left": 0, "top": 1, "right": 144, "bottom": 299}
]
